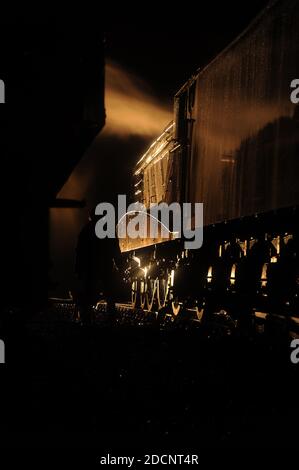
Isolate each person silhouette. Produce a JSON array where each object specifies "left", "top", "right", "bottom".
[{"left": 75, "top": 208, "right": 122, "bottom": 325}]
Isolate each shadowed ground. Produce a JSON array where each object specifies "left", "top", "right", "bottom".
[{"left": 0, "top": 305, "right": 298, "bottom": 453}]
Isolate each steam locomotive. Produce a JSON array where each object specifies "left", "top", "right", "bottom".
[{"left": 121, "top": 0, "right": 299, "bottom": 326}]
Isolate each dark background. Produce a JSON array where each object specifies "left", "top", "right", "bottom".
[
  {"left": 106, "top": 2, "right": 270, "bottom": 102},
  {"left": 2, "top": 3, "right": 299, "bottom": 456}
]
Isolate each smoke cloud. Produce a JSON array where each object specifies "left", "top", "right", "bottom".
[
  {"left": 50, "top": 61, "right": 172, "bottom": 296},
  {"left": 105, "top": 61, "right": 172, "bottom": 137}
]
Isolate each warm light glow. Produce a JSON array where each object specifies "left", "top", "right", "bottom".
[
  {"left": 196, "top": 307, "right": 204, "bottom": 321},
  {"left": 105, "top": 61, "right": 172, "bottom": 138},
  {"left": 283, "top": 233, "right": 293, "bottom": 245},
  {"left": 135, "top": 122, "right": 174, "bottom": 175},
  {"left": 271, "top": 236, "right": 280, "bottom": 255},
  {"left": 261, "top": 263, "right": 268, "bottom": 287},
  {"left": 207, "top": 266, "right": 213, "bottom": 283},
  {"left": 170, "top": 269, "right": 175, "bottom": 287},
  {"left": 172, "top": 302, "right": 181, "bottom": 316},
  {"left": 132, "top": 256, "right": 141, "bottom": 267},
  {"left": 254, "top": 311, "right": 268, "bottom": 320},
  {"left": 230, "top": 264, "right": 236, "bottom": 285}
]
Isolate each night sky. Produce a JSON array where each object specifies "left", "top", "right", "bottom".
[{"left": 105, "top": 2, "right": 270, "bottom": 102}]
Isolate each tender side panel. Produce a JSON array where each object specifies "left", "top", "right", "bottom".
[{"left": 189, "top": 0, "right": 299, "bottom": 225}]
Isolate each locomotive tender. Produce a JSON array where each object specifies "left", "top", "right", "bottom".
[{"left": 123, "top": 0, "right": 299, "bottom": 321}]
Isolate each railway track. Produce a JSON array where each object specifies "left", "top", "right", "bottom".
[
  {"left": 49, "top": 297, "right": 204, "bottom": 330},
  {"left": 48, "top": 296, "right": 299, "bottom": 341}
]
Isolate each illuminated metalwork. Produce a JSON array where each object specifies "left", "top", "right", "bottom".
[{"left": 134, "top": 122, "right": 175, "bottom": 207}]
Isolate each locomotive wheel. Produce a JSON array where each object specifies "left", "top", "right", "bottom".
[
  {"left": 131, "top": 280, "right": 138, "bottom": 308},
  {"left": 140, "top": 278, "right": 147, "bottom": 309},
  {"left": 157, "top": 276, "right": 168, "bottom": 309},
  {"left": 146, "top": 277, "right": 159, "bottom": 311},
  {"left": 172, "top": 298, "right": 181, "bottom": 316}
]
